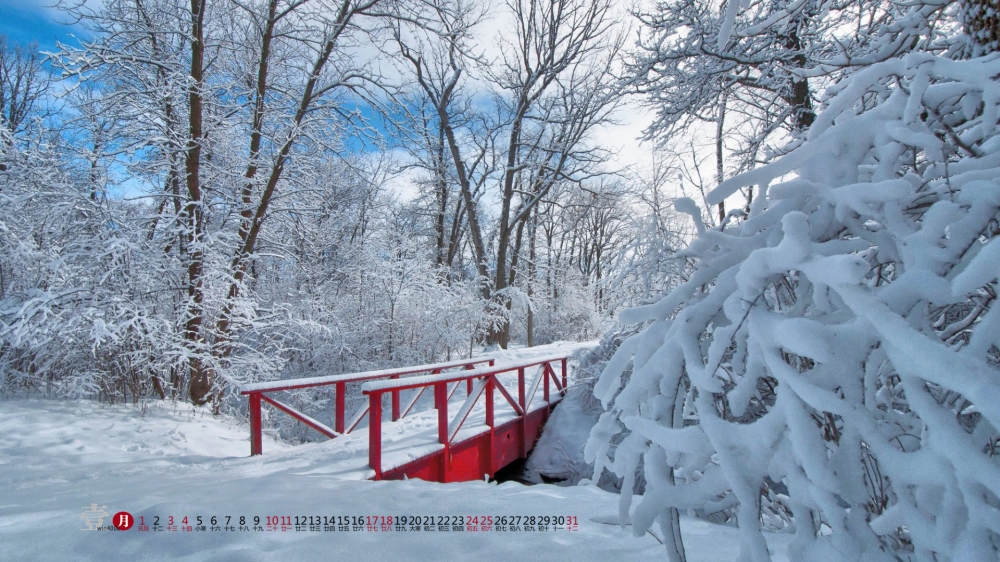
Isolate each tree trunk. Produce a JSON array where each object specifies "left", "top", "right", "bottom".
[
  {"left": 964, "top": 0, "right": 1000, "bottom": 55},
  {"left": 439, "top": 112, "right": 491, "bottom": 299},
  {"left": 435, "top": 120, "right": 448, "bottom": 266},
  {"left": 715, "top": 90, "right": 727, "bottom": 225},
  {"left": 215, "top": 9, "right": 350, "bottom": 357},
  {"left": 527, "top": 208, "right": 536, "bottom": 347},
  {"left": 185, "top": 0, "right": 211, "bottom": 405},
  {"left": 782, "top": 22, "right": 815, "bottom": 131}
]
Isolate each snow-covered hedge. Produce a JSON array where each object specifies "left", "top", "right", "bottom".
[{"left": 587, "top": 50, "right": 1000, "bottom": 561}]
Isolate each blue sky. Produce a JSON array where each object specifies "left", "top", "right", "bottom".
[
  {"left": 0, "top": 0, "right": 656, "bottom": 204},
  {"left": 1, "top": 1, "right": 84, "bottom": 52}
]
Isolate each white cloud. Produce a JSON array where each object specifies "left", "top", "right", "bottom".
[{"left": 13, "top": 0, "right": 70, "bottom": 23}]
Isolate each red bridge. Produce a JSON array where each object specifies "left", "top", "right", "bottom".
[{"left": 239, "top": 356, "right": 568, "bottom": 482}]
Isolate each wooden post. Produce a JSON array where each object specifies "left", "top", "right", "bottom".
[
  {"left": 518, "top": 367, "right": 528, "bottom": 457},
  {"left": 249, "top": 392, "right": 262, "bottom": 456},
  {"left": 486, "top": 375, "right": 495, "bottom": 477},
  {"left": 369, "top": 391, "right": 382, "bottom": 480},
  {"left": 391, "top": 375, "right": 400, "bottom": 421},
  {"left": 544, "top": 363, "right": 550, "bottom": 403},
  {"left": 335, "top": 381, "right": 345, "bottom": 434},
  {"left": 561, "top": 357, "right": 568, "bottom": 393},
  {"left": 436, "top": 382, "right": 449, "bottom": 481},
  {"left": 517, "top": 367, "right": 526, "bottom": 410}
]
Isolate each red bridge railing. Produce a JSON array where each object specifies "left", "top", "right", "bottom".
[
  {"left": 361, "top": 356, "right": 568, "bottom": 481},
  {"left": 239, "top": 357, "right": 495, "bottom": 456}
]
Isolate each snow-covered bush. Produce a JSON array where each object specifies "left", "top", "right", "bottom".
[
  {"left": 0, "top": 134, "right": 160, "bottom": 401},
  {"left": 588, "top": 26, "right": 1000, "bottom": 562},
  {"left": 516, "top": 273, "right": 605, "bottom": 346}
]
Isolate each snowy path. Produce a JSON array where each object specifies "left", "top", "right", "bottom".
[{"left": 0, "top": 341, "right": 793, "bottom": 561}]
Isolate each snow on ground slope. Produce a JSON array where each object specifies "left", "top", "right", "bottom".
[
  {"left": 0, "top": 342, "right": 792, "bottom": 561},
  {"left": 524, "top": 386, "right": 597, "bottom": 483},
  {"left": 488, "top": 340, "right": 597, "bottom": 366}
]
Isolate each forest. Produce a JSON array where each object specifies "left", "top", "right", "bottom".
[
  {"left": 1, "top": 0, "right": 689, "bottom": 408},
  {"left": 2, "top": 0, "right": 1000, "bottom": 560}
]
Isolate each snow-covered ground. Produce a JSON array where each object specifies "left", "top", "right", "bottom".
[{"left": 1, "top": 342, "right": 793, "bottom": 561}]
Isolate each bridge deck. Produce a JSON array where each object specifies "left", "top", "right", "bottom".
[{"left": 272, "top": 394, "right": 552, "bottom": 481}]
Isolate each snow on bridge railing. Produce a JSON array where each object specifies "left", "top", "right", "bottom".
[
  {"left": 239, "top": 357, "right": 495, "bottom": 456},
  {"left": 362, "top": 356, "right": 568, "bottom": 480}
]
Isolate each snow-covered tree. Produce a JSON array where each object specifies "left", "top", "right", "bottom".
[
  {"left": 628, "top": 0, "right": 949, "bottom": 164},
  {"left": 53, "top": 0, "right": 395, "bottom": 405},
  {"left": 390, "top": 0, "right": 626, "bottom": 348},
  {"left": 588, "top": 1, "right": 1000, "bottom": 561},
  {"left": 0, "top": 36, "right": 49, "bottom": 142},
  {"left": 628, "top": 0, "right": 958, "bottom": 227}
]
